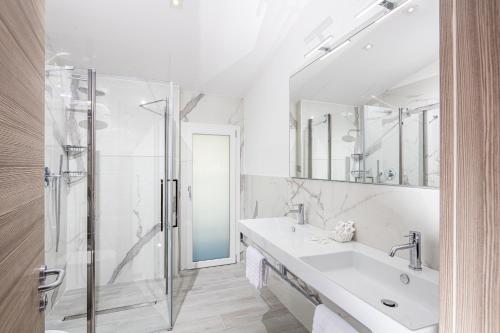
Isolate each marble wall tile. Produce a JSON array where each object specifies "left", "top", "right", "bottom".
[{"left": 242, "top": 175, "right": 440, "bottom": 270}]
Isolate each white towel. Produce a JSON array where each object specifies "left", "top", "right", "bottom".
[
  {"left": 312, "top": 304, "right": 358, "bottom": 333},
  {"left": 245, "top": 245, "right": 269, "bottom": 289}
]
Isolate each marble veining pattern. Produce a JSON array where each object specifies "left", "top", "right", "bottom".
[
  {"left": 242, "top": 174, "right": 440, "bottom": 269},
  {"left": 108, "top": 223, "right": 162, "bottom": 285}
]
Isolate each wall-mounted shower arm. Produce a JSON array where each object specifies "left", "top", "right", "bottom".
[{"left": 139, "top": 99, "right": 168, "bottom": 115}]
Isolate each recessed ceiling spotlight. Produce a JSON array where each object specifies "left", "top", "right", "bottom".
[
  {"left": 407, "top": 6, "right": 416, "bottom": 13},
  {"left": 171, "top": 0, "right": 183, "bottom": 9},
  {"left": 364, "top": 43, "right": 374, "bottom": 50}
]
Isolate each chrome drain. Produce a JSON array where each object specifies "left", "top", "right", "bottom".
[{"left": 381, "top": 299, "right": 398, "bottom": 308}]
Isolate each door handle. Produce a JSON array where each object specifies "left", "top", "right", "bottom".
[
  {"left": 38, "top": 265, "right": 65, "bottom": 293},
  {"left": 160, "top": 179, "right": 164, "bottom": 231},
  {"left": 38, "top": 265, "right": 65, "bottom": 312},
  {"left": 169, "top": 179, "right": 178, "bottom": 227}
]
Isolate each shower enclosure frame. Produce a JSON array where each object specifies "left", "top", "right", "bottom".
[
  {"left": 87, "top": 69, "right": 97, "bottom": 333},
  {"left": 85, "top": 72, "right": 176, "bottom": 332}
]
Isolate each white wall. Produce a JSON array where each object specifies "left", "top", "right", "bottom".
[
  {"left": 242, "top": 1, "right": 440, "bottom": 330},
  {"left": 244, "top": 0, "right": 363, "bottom": 176}
]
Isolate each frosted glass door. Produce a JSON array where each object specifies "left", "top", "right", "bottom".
[
  {"left": 192, "top": 134, "right": 230, "bottom": 262},
  {"left": 180, "top": 122, "right": 238, "bottom": 270}
]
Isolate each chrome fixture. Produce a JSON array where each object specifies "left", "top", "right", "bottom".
[
  {"left": 87, "top": 68, "right": 97, "bottom": 332},
  {"left": 381, "top": 298, "right": 398, "bottom": 308},
  {"left": 38, "top": 265, "right": 66, "bottom": 311},
  {"left": 62, "top": 301, "right": 159, "bottom": 321},
  {"left": 241, "top": 237, "right": 321, "bottom": 306},
  {"left": 400, "top": 273, "right": 410, "bottom": 285},
  {"left": 289, "top": 203, "right": 305, "bottom": 225},
  {"left": 342, "top": 129, "right": 360, "bottom": 143},
  {"left": 304, "top": 35, "right": 334, "bottom": 58},
  {"left": 312, "top": 0, "right": 412, "bottom": 61},
  {"left": 139, "top": 98, "right": 168, "bottom": 115},
  {"left": 389, "top": 231, "right": 422, "bottom": 270},
  {"left": 44, "top": 166, "right": 61, "bottom": 187},
  {"left": 78, "top": 86, "right": 105, "bottom": 96}
]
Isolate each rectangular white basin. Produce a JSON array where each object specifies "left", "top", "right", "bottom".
[{"left": 300, "top": 251, "right": 438, "bottom": 331}]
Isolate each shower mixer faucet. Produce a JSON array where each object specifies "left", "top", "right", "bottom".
[
  {"left": 389, "top": 231, "right": 422, "bottom": 270},
  {"left": 289, "top": 203, "right": 305, "bottom": 225}
]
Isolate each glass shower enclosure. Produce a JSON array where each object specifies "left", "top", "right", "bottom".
[{"left": 44, "top": 66, "right": 177, "bottom": 332}]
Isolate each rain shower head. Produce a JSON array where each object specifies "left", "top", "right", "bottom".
[
  {"left": 342, "top": 129, "right": 360, "bottom": 142},
  {"left": 78, "top": 119, "right": 108, "bottom": 130},
  {"left": 78, "top": 86, "right": 106, "bottom": 96},
  {"left": 342, "top": 134, "right": 356, "bottom": 143}
]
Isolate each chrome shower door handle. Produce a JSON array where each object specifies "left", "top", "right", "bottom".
[
  {"left": 188, "top": 185, "right": 192, "bottom": 200},
  {"left": 38, "top": 265, "right": 65, "bottom": 293},
  {"left": 38, "top": 265, "right": 65, "bottom": 312}
]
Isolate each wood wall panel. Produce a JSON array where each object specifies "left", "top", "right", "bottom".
[
  {"left": 438, "top": 0, "right": 454, "bottom": 330},
  {"left": 0, "top": 221, "right": 44, "bottom": 333},
  {"left": 440, "top": 0, "right": 500, "bottom": 332},
  {"left": 0, "top": 0, "right": 45, "bottom": 332},
  {"left": 0, "top": 167, "right": 43, "bottom": 216}
]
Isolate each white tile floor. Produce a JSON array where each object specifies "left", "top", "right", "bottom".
[{"left": 46, "top": 261, "right": 308, "bottom": 333}]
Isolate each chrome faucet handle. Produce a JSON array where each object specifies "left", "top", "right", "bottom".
[
  {"left": 290, "top": 203, "right": 305, "bottom": 225},
  {"left": 403, "top": 231, "right": 421, "bottom": 243},
  {"left": 390, "top": 231, "right": 422, "bottom": 270}
]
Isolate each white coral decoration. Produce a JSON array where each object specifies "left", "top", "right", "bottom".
[{"left": 331, "top": 220, "right": 355, "bottom": 242}]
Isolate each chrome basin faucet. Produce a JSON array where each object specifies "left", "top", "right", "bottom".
[
  {"left": 389, "top": 231, "right": 422, "bottom": 270},
  {"left": 289, "top": 203, "right": 305, "bottom": 225}
]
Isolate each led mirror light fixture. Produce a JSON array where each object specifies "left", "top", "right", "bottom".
[
  {"left": 355, "top": 0, "right": 383, "bottom": 18},
  {"left": 320, "top": 40, "right": 351, "bottom": 61},
  {"left": 375, "top": 0, "right": 413, "bottom": 24},
  {"left": 304, "top": 35, "right": 334, "bottom": 58}
]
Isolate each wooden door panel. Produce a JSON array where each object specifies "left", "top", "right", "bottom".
[
  {"left": 440, "top": 0, "right": 500, "bottom": 332},
  {"left": 0, "top": 0, "right": 45, "bottom": 332}
]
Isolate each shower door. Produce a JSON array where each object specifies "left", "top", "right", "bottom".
[
  {"left": 92, "top": 77, "right": 176, "bottom": 332},
  {"left": 43, "top": 70, "right": 177, "bottom": 332}
]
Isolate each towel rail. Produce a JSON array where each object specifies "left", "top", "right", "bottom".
[{"left": 241, "top": 236, "right": 321, "bottom": 306}]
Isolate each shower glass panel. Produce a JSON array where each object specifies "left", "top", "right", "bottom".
[
  {"left": 44, "top": 68, "right": 177, "bottom": 332},
  {"left": 192, "top": 134, "right": 230, "bottom": 262},
  {"left": 44, "top": 66, "right": 89, "bottom": 331},
  {"left": 94, "top": 76, "right": 173, "bottom": 331},
  {"left": 363, "top": 105, "right": 400, "bottom": 184},
  {"left": 401, "top": 106, "right": 440, "bottom": 187}
]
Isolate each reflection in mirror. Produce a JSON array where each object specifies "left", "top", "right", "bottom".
[{"left": 290, "top": 0, "right": 439, "bottom": 188}]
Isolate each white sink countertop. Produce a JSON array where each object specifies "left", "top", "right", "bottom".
[{"left": 239, "top": 217, "right": 439, "bottom": 333}]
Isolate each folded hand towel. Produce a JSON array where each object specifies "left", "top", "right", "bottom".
[
  {"left": 245, "top": 245, "right": 269, "bottom": 289},
  {"left": 312, "top": 304, "right": 358, "bottom": 333}
]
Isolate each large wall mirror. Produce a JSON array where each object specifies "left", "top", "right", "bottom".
[{"left": 289, "top": 0, "right": 439, "bottom": 188}]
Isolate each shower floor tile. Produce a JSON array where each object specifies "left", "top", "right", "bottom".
[{"left": 46, "top": 261, "right": 308, "bottom": 333}]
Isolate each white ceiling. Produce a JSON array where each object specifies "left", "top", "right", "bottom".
[
  {"left": 290, "top": 0, "right": 439, "bottom": 106},
  {"left": 46, "top": 0, "right": 309, "bottom": 97}
]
